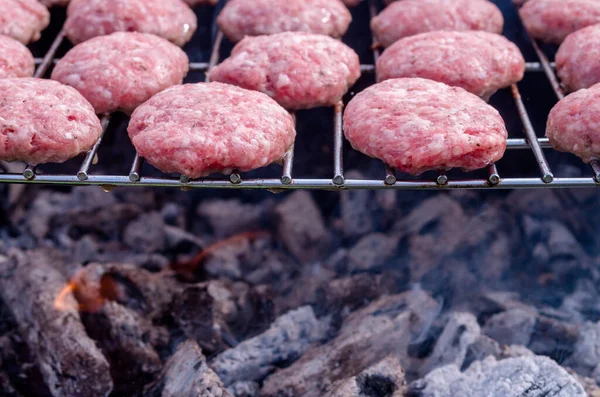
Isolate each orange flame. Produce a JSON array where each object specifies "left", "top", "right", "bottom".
[
  {"left": 171, "top": 230, "right": 269, "bottom": 276},
  {"left": 53, "top": 282, "right": 77, "bottom": 311}
]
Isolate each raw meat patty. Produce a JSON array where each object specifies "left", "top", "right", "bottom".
[
  {"left": 519, "top": 0, "right": 600, "bottom": 44},
  {"left": 546, "top": 83, "right": 600, "bottom": 163},
  {"left": 65, "top": 0, "right": 197, "bottom": 47},
  {"left": 128, "top": 83, "right": 296, "bottom": 179},
  {"left": 377, "top": 31, "right": 525, "bottom": 100},
  {"left": 371, "top": 0, "right": 503, "bottom": 48},
  {"left": 343, "top": 78, "right": 507, "bottom": 174},
  {"left": 51, "top": 32, "right": 189, "bottom": 115},
  {"left": 0, "top": 35, "right": 35, "bottom": 78},
  {"left": 209, "top": 32, "right": 361, "bottom": 109},
  {"left": 217, "top": 0, "right": 351, "bottom": 42},
  {"left": 341, "top": 0, "right": 361, "bottom": 6},
  {"left": 556, "top": 24, "right": 600, "bottom": 92},
  {"left": 0, "top": 0, "right": 50, "bottom": 44},
  {"left": 39, "top": 0, "right": 69, "bottom": 7},
  {"left": 0, "top": 78, "right": 102, "bottom": 165},
  {"left": 183, "top": 0, "right": 216, "bottom": 5}
]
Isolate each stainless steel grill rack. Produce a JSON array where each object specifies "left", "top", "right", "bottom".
[{"left": 1, "top": 0, "right": 600, "bottom": 190}]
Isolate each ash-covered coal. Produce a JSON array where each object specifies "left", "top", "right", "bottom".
[{"left": 1, "top": 177, "right": 600, "bottom": 396}]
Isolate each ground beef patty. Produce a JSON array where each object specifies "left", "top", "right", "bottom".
[
  {"left": 52, "top": 32, "right": 189, "bottom": 115},
  {"left": 0, "top": 0, "right": 49, "bottom": 44},
  {"left": 183, "top": 0, "right": 216, "bottom": 6},
  {"left": 371, "top": 0, "right": 503, "bottom": 48},
  {"left": 519, "top": 0, "right": 600, "bottom": 44},
  {"left": 0, "top": 35, "right": 35, "bottom": 78},
  {"left": 547, "top": 84, "right": 600, "bottom": 163},
  {"left": 0, "top": 78, "right": 102, "bottom": 165},
  {"left": 556, "top": 24, "right": 600, "bottom": 92},
  {"left": 209, "top": 32, "right": 360, "bottom": 109},
  {"left": 65, "top": 0, "right": 197, "bottom": 47},
  {"left": 39, "top": 0, "right": 69, "bottom": 7},
  {"left": 128, "top": 83, "right": 296, "bottom": 179},
  {"left": 343, "top": 78, "right": 507, "bottom": 175},
  {"left": 217, "top": 0, "right": 351, "bottom": 42},
  {"left": 377, "top": 31, "right": 525, "bottom": 100}
]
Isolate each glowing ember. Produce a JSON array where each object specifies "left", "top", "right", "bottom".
[{"left": 53, "top": 282, "right": 77, "bottom": 311}]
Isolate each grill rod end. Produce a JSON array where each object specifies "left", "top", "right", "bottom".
[
  {"left": 333, "top": 174, "right": 345, "bottom": 186},
  {"left": 77, "top": 171, "right": 88, "bottom": 181},
  {"left": 23, "top": 165, "right": 36, "bottom": 181},
  {"left": 436, "top": 174, "right": 448, "bottom": 186},
  {"left": 542, "top": 173, "right": 554, "bottom": 184}
]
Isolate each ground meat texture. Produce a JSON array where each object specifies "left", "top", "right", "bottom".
[
  {"left": 0, "top": 35, "right": 35, "bottom": 78},
  {"left": 343, "top": 78, "right": 507, "bottom": 175},
  {"left": 556, "top": 24, "right": 600, "bottom": 92},
  {"left": 65, "top": 0, "right": 197, "bottom": 47},
  {"left": 0, "top": 0, "right": 49, "bottom": 44},
  {"left": 519, "top": 0, "right": 600, "bottom": 44},
  {"left": 51, "top": 32, "right": 189, "bottom": 115},
  {"left": 183, "top": 0, "right": 216, "bottom": 5},
  {"left": 216, "top": 0, "right": 351, "bottom": 42},
  {"left": 371, "top": 0, "right": 503, "bottom": 48},
  {"left": 209, "top": 32, "right": 360, "bottom": 110},
  {"left": 341, "top": 0, "right": 361, "bottom": 6},
  {"left": 0, "top": 78, "right": 102, "bottom": 165},
  {"left": 377, "top": 31, "right": 525, "bottom": 101},
  {"left": 128, "top": 83, "right": 296, "bottom": 179},
  {"left": 38, "top": 0, "right": 69, "bottom": 7},
  {"left": 546, "top": 84, "right": 600, "bottom": 163}
]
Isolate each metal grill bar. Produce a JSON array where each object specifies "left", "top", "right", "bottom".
[
  {"left": 2, "top": 0, "right": 599, "bottom": 190},
  {"left": 76, "top": 116, "right": 110, "bottom": 181}
]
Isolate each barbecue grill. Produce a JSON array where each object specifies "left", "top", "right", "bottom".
[{"left": 1, "top": 0, "right": 597, "bottom": 190}]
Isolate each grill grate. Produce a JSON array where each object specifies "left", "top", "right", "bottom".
[{"left": 1, "top": 0, "right": 600, "bottom": 190}]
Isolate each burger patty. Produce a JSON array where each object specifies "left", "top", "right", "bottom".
[
  {"left": 371, "top": 0, "right": 503, "bottom": 48},
  {"left": 51, "top": 32, "right": 189, "bottom": 115},
  {"left": 343, "top": 78, "right": 507, "bottom": 175},
  {"left": 0, "top": 0, "right": 49, "bottom": 44},
  {"left": 183, "top": 0, "right": 216, "bottom": 6},
  {"left": 556, "top": 24, "right": 600, "bottom": 92},
  {"left": 0, "top": 78, "right": 102, "bottom": 165},
  {"left": 65, "top": 0, "right": 197, "bottom": 47},
  {"left": 128, "top": 83, "right": 296, "bottom": 179},
  {"left": 547, "top": 84, "right": 600, "bottom": 163},
  {"left": 376, "top": 31, "right": 525, "bottom": 100},
  {"left": 209, "top": 32, "right": 361, "bottom": 109},
  {"left": 519, "top": 0, "right": 600, "bottom": 44},
  {"left": 217, "top": 0, "right": 351, "bottom": 42},
  {"left": 0, "top": 35, "right": 35, "bottom": 78},
  {"left": 39, "top": 0, "right": 70, "bottom": 7}
]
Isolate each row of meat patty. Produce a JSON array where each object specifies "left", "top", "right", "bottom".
[{"left": 1, "top": 0, "right": 600, "bottom": 179}]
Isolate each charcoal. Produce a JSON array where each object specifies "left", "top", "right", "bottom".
[
  {"left": 124, "top": 212, "right": 166, "bottom": 253},
  {"left": 0, "top": 248, "right": 113, "bottom": 397},
  {"left": 275, "top": 263, "right": 336, "bottom": 314},
  {"left": 528, "top": 315, "right": 579, "bottom": 359},
  {"left": 317, "top": 272, "right": 405, "bottom": 319},
  {"left": 210, "top": 306, "right": 330, "bottom": 386},
  {"left": 82, "top": 302, "right": 163, "bottom": 394},
  {"left": 323, "top": 248, "right": 349, "bottom": 273},
  {"left": 274, "top": 191, "right": 331, "bottom": 263},
  {"left": 144, "top": 340, "right": 232, "bottom": 397},
  {"left": 394, "top": 196, "right": 467, "bottom": 280},
  {"left": 408, "top": 355, "right": 586, "bottom": 397},
  {"left": 560, "top": 279, "right": 600, "bottom": 323},
  {"left": 347, "top": 233, "right": 399, "bottom": 272},
  {"left": 164, "top": 224, "right": 204, "bottom": 251},
  {"left": 228, "top": 381, "right": 260, "bottom": 397},
  {"left": 325, "top": 356, "right": 406, "bottom": 397},
  {"left": 462, "top": 336, "right": 501, "bottom": 370},
  {"left": 564, "top": 321, "right": 600, "bottom": 381},
  {"left": 340, "top": 170, "right": 374, "bottom": 238},
  {"left": 197, "top": 198, "right": 269, "bottom": 238},
  {"left": 566, "top": 369, "right": 600, "bottom": 397},
  {"left": 420, "top": 312, "right": 481, "bottom": 376},
  {"left": 261, "top": 289, "right": 441, "bottom": 397},
  {"left": 171, "top": 281, "right": 238, "bottom": 354},
  {"left": 483, "top": 308, "right": 537, "bottom": 347},
  {"left": 101, "top": 263, "right": 179, "bottom": 320}
]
